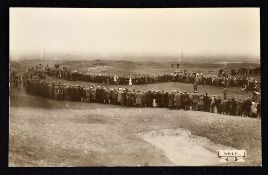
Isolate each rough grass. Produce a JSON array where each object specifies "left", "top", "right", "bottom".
[{"left": 9, "top": 90, "right": 261, "bottom": 166}]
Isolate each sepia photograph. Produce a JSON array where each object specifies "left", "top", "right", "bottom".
[{"left": 9, "top": 8, "right": 261, "bottom": 166}]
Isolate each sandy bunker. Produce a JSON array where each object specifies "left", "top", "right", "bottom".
[{"left": 137, "top": 128, "right": 234, "bottom": 166}]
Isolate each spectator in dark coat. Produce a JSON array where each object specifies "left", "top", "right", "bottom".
[
  {"left": 245, "top": 97, "right": 252, "bottom": 117},
  {"left": 226, "top": 98, "right": 232, "bottom": 115},
  {"left": 164, "top": 92, "right": 169, "bottom": 108},
  {"left": 203, "top": 93, "right": 210, "bottom": 112},
  {"left": 168, "top": 91, "right": 175, "bottom": 109},
  {"left": 230, "top": 98, "right": 237, "bottom": 115},
  {"left": 215, "top": 96, "right": 222, "bottom": 114}
]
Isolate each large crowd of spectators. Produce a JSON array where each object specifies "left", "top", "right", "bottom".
[
  {"left": 230, "top": 67, "right": 260, "bottom": 76},
  {"left": 23, "top": 78, "right": 261, "bottom": 118},
  {"left": 10, "top": 70, "right": 23, "bottom": 90},
  {"left": 43, "top": 64, "right": 260, "bottom": 92},
  {"left": 10, "top": 64, "right": 261, "bottom": 118}
]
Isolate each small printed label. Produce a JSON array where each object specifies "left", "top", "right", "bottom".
[{"left": 218, "top": 150, "right": 247, "bottom": 162}]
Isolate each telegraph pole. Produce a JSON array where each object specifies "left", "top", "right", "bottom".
[
  {"left": 181, "top": 51, "right": 183, "bottom": 63},
  {"left": 43, "top": 49, "right": 46, "bottom": 61}
]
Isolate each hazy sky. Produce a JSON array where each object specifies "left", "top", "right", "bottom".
[{"left": 10, "top": 8, "right": 260, "bottom": 59}]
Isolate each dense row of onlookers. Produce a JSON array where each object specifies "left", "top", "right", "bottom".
[
  {"left": 230, "top": 67, "right": 260, "bottom": 76},
  {"left": 38, "top": 64, "right": 260, "bottom": 92},
  {"left": 22, "top": 77, "right": 260, "bottom": 118},
  {"left": 10, "top": 64, "right": 261, "bottom": 118}
]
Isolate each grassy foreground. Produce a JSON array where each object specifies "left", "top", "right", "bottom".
[{"left": 9, "top": 90, "right": 261, "bottom": 166}]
